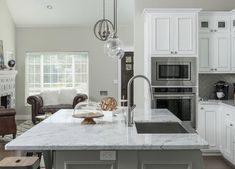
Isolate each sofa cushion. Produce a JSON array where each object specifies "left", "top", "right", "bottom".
[
  {"left": 40, "top": 90, "right": 59, "bottom": 106},
  {"left": 59, "top": 89, "right": 77, "bottom": 105},
  {"left": 41, "top": 104, "right": 73, "bottom": 114}
]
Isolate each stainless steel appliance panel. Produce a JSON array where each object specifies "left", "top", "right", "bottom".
[{"left": 151, "top": 57, "right": 197, "bottom": 86}]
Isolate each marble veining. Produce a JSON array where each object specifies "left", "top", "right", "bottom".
[{"left": 6, "top": 109, "right": 208, "bottom": 151}]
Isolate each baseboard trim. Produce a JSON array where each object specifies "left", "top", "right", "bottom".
[
  {"left": 16, "top": 115, "right": 31, "bottom": 120},
  {"left": 202, "top": 151, "right": 222, "bottom": 156}
]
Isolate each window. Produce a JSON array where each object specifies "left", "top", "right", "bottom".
[{"left": 25, "top": 52, "right": 89, "bottom": 97}]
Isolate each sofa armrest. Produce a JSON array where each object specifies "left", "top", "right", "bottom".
[
  {"left": 73, "top": 94, "right": 88, "bottom": 108},
  {"left": 0, "top": 110, "right": 16, "bottom": 117},
  {"left": 27, "top": 95, "right": 43, "bottom": 124}
]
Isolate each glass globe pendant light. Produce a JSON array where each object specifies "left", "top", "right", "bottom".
[{"left": 104, "top": 0, "right": 124, "bottom": 60}]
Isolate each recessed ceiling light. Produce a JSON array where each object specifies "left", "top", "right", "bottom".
[{"left": 46, "top": 5, "right": 53, "bottom": 10}]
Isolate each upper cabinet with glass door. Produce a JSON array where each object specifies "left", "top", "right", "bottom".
[{"left": 199, "top": 12, "right": 230, "bottom": 33}]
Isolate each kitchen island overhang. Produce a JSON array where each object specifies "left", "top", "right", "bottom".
[{"left": 6, "top": 109, "right": 208, "bottom": 169}]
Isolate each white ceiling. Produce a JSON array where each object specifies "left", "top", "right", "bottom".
[{"left": 6, "top": 0, "right": 134, "bottom": 27}]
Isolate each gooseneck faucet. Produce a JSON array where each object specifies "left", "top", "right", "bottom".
[{"left": 127, "top": 75, "right": 154, "bottom": 127}]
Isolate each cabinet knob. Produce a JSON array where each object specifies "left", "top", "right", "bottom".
[
  {"left": 214, "top": 29, "right": 217, "bottom": 32},
  {"left": 175, "top": 51, "right": 178, "bottom": 54},
  {"left": 201, "top": 107, "right": 204, "bottom": 110},
  {"left": 215, "top": 68, "right": 217, "bottom": 71},
  {"left": 226, "top": 114, "right": 230, "bottom": 116},
  {"left": 210, "top": 29, "right": 214, "bottom": 32},
  {"left": 230, "top": 124, "right": 233, "bottom": 127},
  {"left": 211, "top": 68, "right": 214, "bottom": 71},
  {"left": 171, "top": 51, "right": 174, "bottom": 54}
]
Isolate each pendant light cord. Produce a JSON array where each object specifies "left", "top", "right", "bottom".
[
  {"left": 103, "top": 0, "right": 105, "bottom": 19},
  {"left": 114, "top": 0, "right": 117, "bottom": 36}
]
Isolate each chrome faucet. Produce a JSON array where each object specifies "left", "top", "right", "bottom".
[{"left": 127, "top": 75, "right": 154, "bottom": 127}]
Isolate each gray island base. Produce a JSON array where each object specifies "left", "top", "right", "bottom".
[{"left": 6, "top": 109, "right": 208, "bottom": 169}]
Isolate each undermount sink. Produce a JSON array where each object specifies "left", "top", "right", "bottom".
[{"left": 135, "top": 122, "right": 189, "bottom": 134}]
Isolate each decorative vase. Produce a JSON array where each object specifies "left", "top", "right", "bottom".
[{"left": 8, "top": 60, "right": 16, "bottom": 70}]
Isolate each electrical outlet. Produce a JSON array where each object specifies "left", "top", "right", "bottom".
[
  {"left": 113, "top": 79, "right": 118, "bottom": 84},
  {"left": 100, "top": 91, "right": 108, "bottom": 96},
  {"left": 100, "top": 151, "right": 116, "bottom": 161}
]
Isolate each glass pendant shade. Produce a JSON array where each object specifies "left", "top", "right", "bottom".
[{"left": 104, "top": 35, "right": 124, "bottom": 59}]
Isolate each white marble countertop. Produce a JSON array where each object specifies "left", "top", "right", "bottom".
[
  {"left": 6, "top": 109, "right": 208, "bottom": 151},
  {"left": 199, "top": 99, "right": 235, "bottom": 108}
]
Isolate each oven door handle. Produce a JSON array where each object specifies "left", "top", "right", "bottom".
[{"left": 153, "top": 94, "right": 195, "bottom": 98}]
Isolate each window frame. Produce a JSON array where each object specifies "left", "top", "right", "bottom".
[{"left": 25, "top": 51, "right": 89, "bottom": 102}]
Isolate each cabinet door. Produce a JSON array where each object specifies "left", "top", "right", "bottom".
[
  {"left": 197, "top": 104, "right": 220, "bottom": 150},
  {"left": 199, "top": 33, "right": 214, "bottom": 72},
  {"left": 214, "top": 16, "right": 230, "bottom": 33},
  {"left": 199, "top": 15, "right": 213, "bottom": 33},
  {"left": 221, "top": 111, "right": 234, "bottom": 161},
  {"left": 231, "top": 15, "right": 235, "bottom": 32},
  {"left": 214, "top": 33, "right": 231, "bottom": 72},
  {"left": 174, "top": 14, "right": 196, "bottom": 55},
  {"left": 231, "top": 33, "right": 235, "bottom": 71},
  {"left": 151, "top": 14, "right": 174, "bottom": 55}
]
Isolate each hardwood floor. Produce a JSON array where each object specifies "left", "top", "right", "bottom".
[{"left": 203, "top": 156, "right": 235, "bottom": 169}]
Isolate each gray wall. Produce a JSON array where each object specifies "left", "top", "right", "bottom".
[
  {"left": 16, "top": 26, "right": 133, "bottom": 118},
  {"left": 199, "top": 74, "right": 235, "bottom": 100},
  {"left": 0, "top": 0, "right": 15, "bottom": 64},
  {"left": 134, "top": 0, "right": 235, "bottom": 108}
]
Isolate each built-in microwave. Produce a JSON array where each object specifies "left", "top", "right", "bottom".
[{"left": 151, "top": 57, "right": 197, "bottom": 87}]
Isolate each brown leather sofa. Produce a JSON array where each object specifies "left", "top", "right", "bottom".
[
  {"left": 0, "top": 106, "right": 17, "bottom": 138},
  {"left": 27, "top": 94, "right": 88, "bottom": 124}
]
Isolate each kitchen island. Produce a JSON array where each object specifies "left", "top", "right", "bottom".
[{"left": 6, "top": 109, "right": 208, "bottom": 169}]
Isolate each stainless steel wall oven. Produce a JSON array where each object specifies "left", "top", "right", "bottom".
[{"left": 152, "top": 87, "right": 196, "bottom": 128}]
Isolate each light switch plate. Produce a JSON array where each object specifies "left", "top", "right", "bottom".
[{"left": 100, "top": 151, "right": 116, "bottom": 161}]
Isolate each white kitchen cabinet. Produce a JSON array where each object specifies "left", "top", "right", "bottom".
[
  {"left": 214, "top": 33, "right": 231, "bottom": 72},
  {"left": 174, "top": 14, "right": 197, "bottom": 55},
  {"left": 197, "top": 104, "right": 221, "bottom": 151},
  {"left": 145, "top": 9, "right": 201, "bottom": 56},
  {"left": 151, "top": 13, "right": 173, "bottom": 55},
  {"left": 199, "top": 34, "right": 213, "bottom": 72},
  {"left": 220, "top": 106, "right": 234, "bottom": 162},
  {"left": 199, "top": 12, "right": 230, "bottom": 33},
  {"left": 231, "top": 34, "right": 235, "bottom": 71},
  {"left": 230, "top": 9, "right": 235, "bottom": 32},
  {"left": 198, "top": 102, "right": 235, "bottom": 164},
  {"left": 199, "top": 12, "right": 231, "bottom": 73}
]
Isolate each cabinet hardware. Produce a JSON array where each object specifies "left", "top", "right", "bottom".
[
  {"left": 226, "top": 114, "right": 230, "bottom": 116},
  {"left": 214, "top": 29, "right": 217, "bottom": 32},
  {"left": 175, "top": 51, "right": 178, "bottom": 54},
  {"left": 230, "top": 124, "right": 233, "bottom": 127},
  {"left": 210, "top": 29, "right": 214, "bottom": 32},
  {"left": 171, "top": 51, "right": 174, "bottom": 54},
  {"left": 211, "top": 68, "right": 214, "bottom": 71},
  {"left": 201, "top": 107, "right": 204, "bottom": 110},
  {"left": 215, "top": 68, "right": 217, "bottom": 71}
]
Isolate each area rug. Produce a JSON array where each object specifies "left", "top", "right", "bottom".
[{"left": 0, "top": 120, "right": 34, "bottom": 143}]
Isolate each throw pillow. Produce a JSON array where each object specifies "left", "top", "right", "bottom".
[
  {"left": 40, "top": 90, "right": 59, "bottom": 106},
  {"left": 59, "top": 89, "right": 77, "bottom": 105}
]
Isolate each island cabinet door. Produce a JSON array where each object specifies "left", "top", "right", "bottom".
[
  {"left": 137, "top": 150, "right": 203, "bottom": 169},
  {"left": 54, "top": 151, "right": 117, "bottom": 169}
]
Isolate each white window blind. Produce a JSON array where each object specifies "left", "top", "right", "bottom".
[{"left": 25, "top": 52, "right": 89, "bottom": 97}]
